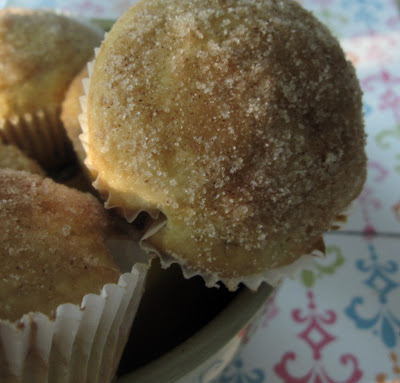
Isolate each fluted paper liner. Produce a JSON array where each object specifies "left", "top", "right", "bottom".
[
  {"left": 79, "top": 52, "right": 351, "bottom": 293},
  {"left": 0, "top": 255, "right": 148, "bottom": 383},
  {"left": 0, "top": 106, "right": 73, "bottom": 169},
  {"left": 139, "top": 215, "right": 329, "bottom": 291}
]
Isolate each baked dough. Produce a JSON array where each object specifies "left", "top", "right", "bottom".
[
  {"left": 0, "top": 143, "right": 45, "bottom": 176},
  {"left": 84, "top": 0, "right": 366, "bottom": 285},
  {"left": 0, "top": 169, "right": 120, "bottom": 321},
  {"left": 0, "top": 8, "right": 103, "bottom": 167},
  {"left": 61, "top": 66, "right": 89, "bottom": 169}
]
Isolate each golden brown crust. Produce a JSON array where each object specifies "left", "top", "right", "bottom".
[
  {"left": 0, "top": 169, "right": 120, "bottom": 322},
  {"left": 0, "top": 143, "right": 45, "bottom": 176},
  {"left": 86, "top": 0, "right": 366, "bottom": 280},
  {"left": 0, "top": 8, "right": 103, "bottom": 169},
  {"left": 0, "top": 8, "right": 103, "bottom": 120}
]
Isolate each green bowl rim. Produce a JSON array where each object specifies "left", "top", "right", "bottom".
[{"left": 117, "top": 283, "right": 274, "bottom": 383}]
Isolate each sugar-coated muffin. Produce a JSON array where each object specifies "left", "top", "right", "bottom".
[
  {"left": 0, "top": 169, "right": 148, "bottom": 383},
  {"left": 82, "top": 0, "right": 366, "bottom": 290},
  {"left": 0, "top": 169, "right": 120, "bottom": 322},
  {"left": 0, "top": 8, "right": 103, "bottom": 168},
  {"left": 0, "top": 143, "right": 45, "bottom": 176}
]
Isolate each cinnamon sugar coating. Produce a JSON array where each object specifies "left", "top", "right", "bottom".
[
  {"left": 0, "top": 8, "right": 103, "bottom": 121},
  {"left": 86, "top": 0, "right": 366, "bottom": 281},
  {"left": 0, "top": 170, "right": 120, "bottom": 322},
  {"left": 0, "top": 143, "right": 45, "bottom": 176}
]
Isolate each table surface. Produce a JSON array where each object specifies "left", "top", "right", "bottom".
[{"left": 2, "top": 0, "right": 400, "bottom": 382}]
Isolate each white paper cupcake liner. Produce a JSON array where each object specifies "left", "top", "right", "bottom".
[
  {"left": 138, "top": 214, "right": 325, "bottom": 291},
  {"left": 0, "top": 106, "right": 73, "bottom": 169},
  {"left": 0, "top": 245, "right": 148, "bottom": 383},
  {"left": 142, "top": 206, "right": 354, "bottom": 291}
]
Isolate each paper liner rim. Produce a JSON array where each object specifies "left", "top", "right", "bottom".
[
  {"left": 79, "top": 48, "right": 162, "bottom": 223},
  {"left": 0, "top": 262, "right": 148, "bottom": 328},
  {"left": 139, "top": 207, "right": 352, "bottom": 291},
  {"left": 0, "top": 106, "right": 73, "bottom": 168},
  {"left": 0, "top": 227, "right": 149, "bottom": 380},
  {"left": 0, "top": 262, "right": 148, "bottom": 379}
]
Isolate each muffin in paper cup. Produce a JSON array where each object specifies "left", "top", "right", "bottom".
[
  {"left": 0, "top": 8, "right": 104, "bottom": 169},
  {"left": 80, "top": 0, "right": 367, "bottom": 291},
  {"left": 0, "top": 169, "right": 149, "bottom": 382}
]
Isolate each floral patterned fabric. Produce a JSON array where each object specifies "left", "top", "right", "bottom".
[
  {"left": 2, "top": 0, "right": 400, "bottom": 382},
  {"left": 213, "top": 1, "right": 400, "bottom": 382}
]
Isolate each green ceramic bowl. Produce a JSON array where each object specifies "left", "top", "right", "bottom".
[{"left": 117, "top": 260, "right": 273, "bottom": 383}]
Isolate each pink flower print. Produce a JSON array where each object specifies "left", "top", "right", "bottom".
[
  {"left": 362, "top": 69, "right": 400, "bottom": 92},
  {"left": 274, "top": 291, "right": 363, "bottom": 383},
  {"left": 378, "top": 89, "right": 400, "bottom": 122}
]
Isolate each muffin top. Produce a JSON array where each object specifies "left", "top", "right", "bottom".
[
  {"left": 0, "top": 169, "right": 120, "bottom": 322},
  {"left": 84, "top": 0, "right": 366, "bottom": 288},
  {"left": 0, "top": 143, "right": 45, "bottom": 176},
  {"left": 0, "top": 7, "right": 103, "bottom": 120}
]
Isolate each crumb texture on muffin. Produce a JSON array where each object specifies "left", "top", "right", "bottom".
[
  {"left": 85, "top": 0, "right": 367, "bottom": 281},
  {"left": 0, "top": 143, "right": 45, "bottom": 176},
  {"left": 0, "top": 169, "right": 120, "bottom": 322},
  {"left": 0, "top": 8, "right": 103, "bottom": 120},
  {"left": 0, "top": 8, "right": 104, "bottom": 168}
]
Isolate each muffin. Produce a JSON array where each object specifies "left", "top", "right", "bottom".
[
  {"left": 0, "top": 142, "right": 45, "bottom": 176},
  {"left": 0, "top": 169, "right": 147, "bottom": 382},
  {"left": 0, "top": 8, "right": 104, "bottom": 169},
  {"left": 81, "top": 0, "right": 366, "bottom": 290}
]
